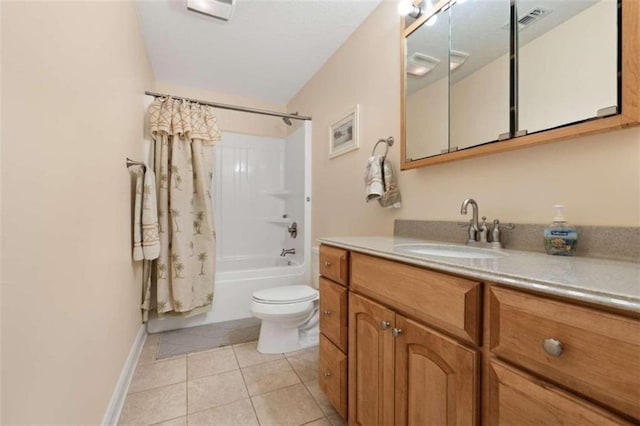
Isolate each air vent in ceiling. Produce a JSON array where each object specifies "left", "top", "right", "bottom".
[
  {"left": 501, "top": 6, "right": 552, "bottom": 31},
  {"left": 518, "top": 7, "right": 551, "bottom": 27}
]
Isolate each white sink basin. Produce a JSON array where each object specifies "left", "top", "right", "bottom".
[{"left": 395, "top": 243, "right": 506, "bottom": 259}]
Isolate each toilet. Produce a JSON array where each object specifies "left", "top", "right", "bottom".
[{"left": 251, "top": 285, "right": 319, "bottom": 354}]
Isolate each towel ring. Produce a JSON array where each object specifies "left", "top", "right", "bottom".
[{"left": 371, "top": 136, "right": 395, "bottom": 158}]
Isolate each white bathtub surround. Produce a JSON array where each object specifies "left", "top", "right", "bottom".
[
  {"left": 147, "top": 123, "right": 312, "bottom": 333},
  {"left": 142, "top": 97, "right": 221, "bottom": 321}
]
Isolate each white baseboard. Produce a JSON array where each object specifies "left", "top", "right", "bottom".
[{"left": 102, "top": 324, "right": 147, "bottom": 426}]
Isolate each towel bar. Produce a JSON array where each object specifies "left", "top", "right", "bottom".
[
  {"left": 126, "top": 157, "right": 146, "bottom": 171},
  {"left": 371, "top": 137, "right": 394, "bottom": 158}
]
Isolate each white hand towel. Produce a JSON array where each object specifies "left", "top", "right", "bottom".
[
  {"left": 133, "top": 167, "right": 160, "bottom": 261},
  {"left": 133, "top": 169, "right": 144, "bottom": 261},
  {"left": 365, "top": 155, "right": 385, "bottom": 202},
  {"left": 141, "top": 169, "right": 160, "bottom": 260},
  {"left": 365, "top": 155, "right": 402, "bottom": 209}
]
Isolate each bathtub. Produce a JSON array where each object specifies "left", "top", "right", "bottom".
[{"left": 146, "top": 255, "right": 307, "bottom": 333}]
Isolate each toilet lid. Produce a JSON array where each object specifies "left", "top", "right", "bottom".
[{"left": 253, "top": 285, "right": 318, "bottom": 304}]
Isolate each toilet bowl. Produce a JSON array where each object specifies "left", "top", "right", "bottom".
[{"left": 251, "top": 285, "right": 319, "bottom": 354}]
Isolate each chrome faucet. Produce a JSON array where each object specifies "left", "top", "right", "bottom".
[
  {"left": 280, "top": 248, "right": 296, "bottom": 257},
  {"left": 460, "top": 198, "right": 480, "bottom": 243},
  {"left": 459, "top": 198, "right": 514, "bottom": 248}
]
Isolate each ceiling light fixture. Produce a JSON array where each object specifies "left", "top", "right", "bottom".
[
  {"left": 450, "top": 50, "right": 470, "bottom": 71},
  {"left": 187, "top": 0, "right": 236, "bottom": 22},
  {"left": 407, "top": 53, "right": 440, "bottom": 78},
  {"left": 398, "top": 0, "right": 424, "bottom": 19}
]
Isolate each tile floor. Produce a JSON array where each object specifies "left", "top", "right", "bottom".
[{"left": 119, "top": 335, "right": 346, "bottom": 426}]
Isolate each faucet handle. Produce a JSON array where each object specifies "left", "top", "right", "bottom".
[
  {"left": 479, "top": 217, "right": 489, "bottom": 242},
  {"left": 491, "top": 219, "right": 515, "bottom": 246}
]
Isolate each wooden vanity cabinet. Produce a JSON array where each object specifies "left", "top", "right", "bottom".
[
  {"left": 349, "top": 254, "right": 481, "bottom": 425},
  {"left": 318, "top": 245, "right": 349, "bottom": 419},
  {"left": 318, "top": 244, "right": 640, "bottom": 425}
]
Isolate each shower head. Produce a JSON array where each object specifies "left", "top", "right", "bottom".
[{"left": 282, "top": 112, "right": 298, "bottom": 126}]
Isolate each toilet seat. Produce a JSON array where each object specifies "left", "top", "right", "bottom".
[{"left": 252, "top": 285, "right": 318, "bottom": 305}]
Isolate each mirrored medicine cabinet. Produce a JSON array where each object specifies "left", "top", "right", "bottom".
[{"left": 400, "top": 0, "right": 640, "bottom": 170}]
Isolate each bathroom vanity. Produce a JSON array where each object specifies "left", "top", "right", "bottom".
[{"left": 317, "top": 237, "right": 640, "bottom": 425}]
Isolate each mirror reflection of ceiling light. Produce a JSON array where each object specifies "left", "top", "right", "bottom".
[
  {"left": 450, "top": 50, "right": 470, "bottom": 71},
  {"left": 407, "top": 53, "right": 440, "bottom": 77}
]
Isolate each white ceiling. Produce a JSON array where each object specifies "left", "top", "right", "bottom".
[{"left": 137, "top": 0, "right": 382, "bottom": 104}]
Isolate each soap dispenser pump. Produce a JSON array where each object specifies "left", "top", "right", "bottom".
[{"left": 543, "top": 205, "right": 577, "bottom": 256}]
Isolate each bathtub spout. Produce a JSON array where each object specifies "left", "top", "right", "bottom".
[{"left": 280, "top": 248, "right": 296, "bottom": 257}]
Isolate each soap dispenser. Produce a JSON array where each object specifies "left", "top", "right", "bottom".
[{"left": 543, "top": 205, "right": 577, "bottom": 256}]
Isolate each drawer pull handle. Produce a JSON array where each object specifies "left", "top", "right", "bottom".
[
  {"left": 380, "top": 320, "right": 391, "bottom": 330},
  {"left": 323, "top": 261, "right": 332, "bottom": 267},
  {"left": 323, "top": 371, "right": 332, "bottom": 378},
  {"left": 322, "top": 310, "right": 332, "bottom": 316},
  {"left": 392, "top": 328, "right": 403, "bottom": 337},
  {"left": 542, "top": 338, "right": 564, "bottom": 357}
]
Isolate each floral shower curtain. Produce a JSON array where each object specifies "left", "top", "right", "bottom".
[{"left": 142, "top": 97, "right": 221, "bottom": 321}]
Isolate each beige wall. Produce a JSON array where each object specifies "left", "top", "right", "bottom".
[
  {"left": 289, "top": 2, "right": 640, "bottom": 245},
  {"left": 155, "top": 81, "right": 289, "bottom": 138},
  {"left": 1, "top": 1, "right": 154, "bottom": 424}
]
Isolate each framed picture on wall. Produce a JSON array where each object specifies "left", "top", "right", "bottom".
[{"left": 329, "top": 105, "right": 359, "bottom": 158}]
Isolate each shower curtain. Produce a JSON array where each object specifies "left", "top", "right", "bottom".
[{"left": 142, "top": 97, "right": 221, "bottom": 321}]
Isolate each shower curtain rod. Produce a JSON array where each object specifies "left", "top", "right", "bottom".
[{"left": 145, "top": 91, "right": 311, "bottom": 121}]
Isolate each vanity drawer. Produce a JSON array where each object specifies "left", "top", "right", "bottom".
[
  {"left": 350, "top": 252, "right": 481, "bottom": 345},
  {"left": 488, "top": 360, "right": 632, "bottom": 425},
  {"left": 319, "top": 334, "right": 347, "bottom": 419},
  {"left": 489, "top": 286, "right": 640, "bottom": 420},
  {"left": 320, "top": 277, "right": 348, "bottom": 352},
  {"left": 319, "top": 245, "right": 349, "bottom": 286}
]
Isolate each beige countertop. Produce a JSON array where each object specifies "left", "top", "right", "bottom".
[{"left": 318, "top": 236, "right": 640, "bottom": 313}]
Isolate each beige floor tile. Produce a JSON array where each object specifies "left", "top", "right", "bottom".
[
  {"left": 303, "top": 418, "right": 332, "bottom": 426},
  {"left": 287, "top": 347, "right": 319, "bottom": 383},
  {"left": 187, "top": 369, "right": 248, "bottom": 414},
  {"left": 304, "top": 379, "right": 339, "bottom": 417},
  {"left": 129, "top": 357, "right": 186, "bottom": 394},
  {"left": 251, "top": 383, "right": 324, "bottom": 426},
  {"left": 233, "top": 340, "right": 284, "bottom": 367},
  {"left": 187, "top": 398, "right": 259, "bottom": 426},
  {"left": 151, "top": 416, "right": 186, "bottom": 426},
  {"left": 187, "top": 346, "right": 238, "bottom": 380},
  {"left": 284, "top": 345, "right": 317, "bottom": 358},
  {"left": 242, "top": 358, "right": 301, "bottom": 396},
  {"left": 138, "top": 336, "right": 160, "bottom": 365},
  {"left": 119, "top": 383, "right": 186, "bottom": 426}
]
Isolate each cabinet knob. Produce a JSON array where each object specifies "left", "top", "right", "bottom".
[
  {"left": 380, "top": 320, "right": 391, "bottom": 330},
  {"left": 542, "top": 338, "right": 564, "bottom": 357},
  {"left": 323, "top": 371, "right": 332, "bottom": 378},
  {"left": 322, "top": 310, "right": 332, "bottom": 316},
  {"left": 323, "top": 261, "right": 332, "bottom": 267},
  {"left": 392, "top": 328, "right": 403, "bottom": 337}
]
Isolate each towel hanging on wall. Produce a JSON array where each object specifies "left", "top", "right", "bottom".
[
  {"left": 365, "top": 155, "right": 402, "bottom": 209},
  {"left": 133, "top": 167, "right": 160, "bottom": 261}
]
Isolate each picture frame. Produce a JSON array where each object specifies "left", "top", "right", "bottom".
[{"left": 329, "top": 104, "right": 359, "bottom": 158}]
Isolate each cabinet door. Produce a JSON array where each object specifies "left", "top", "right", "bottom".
[
  {"left": 395, "top": 315, "right": 479, "bottom": 426},
  {"left": 349, "top": 293, "right": 395, "bottom": 426}
]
